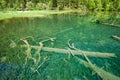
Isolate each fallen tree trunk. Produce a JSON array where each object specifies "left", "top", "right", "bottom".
[
  {"left": 112, "top": 35, "right": 120, "bottom": 41},
  {"left": 21, "top": 45, "right": 116, "bottom": 58},
  {"left": 101, "top": 22, "right": 120, "bottom": 27},
  {"left": 74, "top": 56, "right": 120, "bottom": 80}
]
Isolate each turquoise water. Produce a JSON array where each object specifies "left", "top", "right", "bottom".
[{"left": 0, "top": 14, "right": 120, "bottom": 80}]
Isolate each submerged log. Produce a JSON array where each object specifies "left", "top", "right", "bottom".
[
  {"left": 112, "top": 35, "right": 120, "bottom": 41},
  {"left": 21, "top": 45, "right": 116, "bottom": 58},
  {"left": 74, "top": 56, "right": 120, "bottom": 80},
  {"left": 101, "top": 22, "right": 120, "bottom": 27}
]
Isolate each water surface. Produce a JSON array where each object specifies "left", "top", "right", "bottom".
[{"left": 0, "top": 14, "right": 120, "bottom": 80}]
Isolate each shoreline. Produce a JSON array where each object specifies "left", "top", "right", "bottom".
[{"left": 0, "top": 10, "right": 76, "bottom": 20}]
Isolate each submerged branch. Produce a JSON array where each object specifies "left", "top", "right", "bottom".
[
  {"left": 112, "top": 35, "right": 120, "bottom": 41},
  {"left": 67, "top": 40, "right": 120, "bottom": 80},
  {"left": 40, "top": 37, "right": 56, "bottom": 43},
  {"left": 21, "top": 45, "right": 116, "bottom": 58},
  {"left": 34, "top": 42, "right": 43, "bottom": 63},
  {"left": 101, "top": 22, "right": 120, "bottom": 27},
  {"left": 74, "top": 56, "right": 120, "bottom": 80}
]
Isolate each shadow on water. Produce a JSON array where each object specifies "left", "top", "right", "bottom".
[{"left": 0, "top": 14, "right": 120, "bottom": 80}]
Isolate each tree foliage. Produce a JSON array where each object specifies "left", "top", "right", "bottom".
[{"left": 0, "top": 0, "right": 119, "bottom": 11}]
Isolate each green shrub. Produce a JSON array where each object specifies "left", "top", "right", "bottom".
[
  {"left": 58, "top": 5, "right": 64, "bottom": 10},
  {"left": 92, "top": 13, "right": 110, "bottom": 23},
  {"left": 36, "top": 3, "right": 42, "bottom": 10},
  {"left": 26, "top": 1, "right": 34, "bottom": 10},
  {"left": 48, "top": 1, "right": 52, "bottom": 10}
]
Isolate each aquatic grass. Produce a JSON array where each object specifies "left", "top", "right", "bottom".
[
  {"left": 10, "top": 38, "right": 49, "bottom": 80},
  {"left": 0, "top": 14, "right": 120, "bottom": 79}
]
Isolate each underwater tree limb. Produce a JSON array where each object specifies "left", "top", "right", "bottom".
[
  {"left": 40, "top": 37, "right": 56, "bottom": 43},
  {"left": 21, "top": 45, "right": 116, "bottom": 58},
  {"left": 74, "top": 56, "right": 120, "bottom": 80},
  {"left": 67, "top": 40, "right": 119, "bottom": 80},
  {"left": 112, "top": 35, "right": 120, "bottom": 41},
  {"left": 67, "top": 39, "right": 116, "bottom": 58},
  {"left": 20, "top": 36, "right": 35, "bottom": 41},
  {"left": 101, "top": 22, "right": 120, "bottom": 27},
  {"left": 21, "top": 39, "right": 31, "bottom": 58},
  {"left": 34, "top": 42, "right": 43, "bottom": 63},
  {"left": 20, "top": 39, "right": 37, "bottom": 64},
  {"left": 67, "top": 39, "right": 77, "bottom": 50},
  {"left": 30, "top": 56, "right": 48, "bottom": 75}
]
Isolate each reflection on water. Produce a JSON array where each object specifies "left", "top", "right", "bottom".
[{"left": 0, "top": 14, "right": 120, "bottom": 79}]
